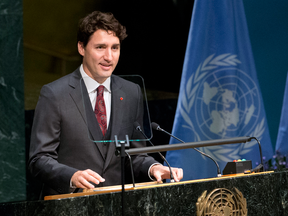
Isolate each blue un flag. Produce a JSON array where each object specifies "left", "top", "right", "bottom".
[
  {"left": 275, "top": 72, "right": 288, "bottom": 156},
  {"left": 165, "top": 0, "right": 274, "bottom": 180}
]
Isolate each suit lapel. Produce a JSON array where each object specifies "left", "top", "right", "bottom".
[
  {"left": 68, "top": 69, "right": 86, "bottom": 124},
  {"left": 104, "top": 76, "right": 126, "bottom": 170},
  {"left": 69, "top": 69, "right": 106, "bottom": 160}
]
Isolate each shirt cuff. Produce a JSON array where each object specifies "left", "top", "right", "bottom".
[
  {"left": 148, "top": 163, "right": 161, "bottom": 181},
  {"left": 70, "top": 179, "right": 77, "bottom": 189}
]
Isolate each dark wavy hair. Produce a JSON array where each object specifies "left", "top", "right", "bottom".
[{"left": 77, "top": 11, "right": 127, "bottom": 47}]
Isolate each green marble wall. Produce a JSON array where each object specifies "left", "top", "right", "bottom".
[{"left": 0, "top": 0, "right": 26, "bottom": 202}]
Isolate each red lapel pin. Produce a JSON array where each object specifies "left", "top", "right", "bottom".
[{"left": 120, "top": 97, "right": 123, "bottom": 101}]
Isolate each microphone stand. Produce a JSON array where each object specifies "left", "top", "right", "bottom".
[
  {"left": 151, "top": 122, "right": 264, "bottom": 174},
  {"left": 115, "top": 135, "right": 130, "bottom": 216},
  {"left": 154, "top": 124, "right": 222, "bottom": 177},
  {"left": 135, "top": 125, "right": 175, "bottom": 182}
]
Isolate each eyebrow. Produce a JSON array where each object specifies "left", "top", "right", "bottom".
[{"left": 95, "top": 43, "right": 120, "bottom": 47}]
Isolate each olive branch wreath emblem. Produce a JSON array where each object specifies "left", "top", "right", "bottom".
[{"left": 179, "top": 53, "right": 265, "bottom": 162}]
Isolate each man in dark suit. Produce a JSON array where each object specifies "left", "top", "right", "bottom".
[{"left": 28, "top": 11, "right": 183, "bottom": 198}]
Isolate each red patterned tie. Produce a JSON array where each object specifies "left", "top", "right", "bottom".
[{"left": 94, "top": 85, "right": 107, "bottom": 136}]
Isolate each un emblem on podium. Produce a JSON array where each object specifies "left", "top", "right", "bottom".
[{"left": 196, "top": 188, "right": 247, "bottom": 216}]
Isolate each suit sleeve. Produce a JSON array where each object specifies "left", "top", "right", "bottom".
[
  {"left": 129, "top": 84, "right": 159, "bottom": 182},
  {"left": 28, "top": 84, "right": 78, "bottom": 194}
]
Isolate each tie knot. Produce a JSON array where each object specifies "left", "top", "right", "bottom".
[{"left": 97, "top": 85, "right": 105, "bottom": 96}]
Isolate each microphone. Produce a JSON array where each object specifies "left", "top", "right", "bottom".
[
  {"left": 133, "top": 122, "right": 175, "bottom": 182},
  {"left": 151, "top": 122, "right": 222, "bottom": 177}
]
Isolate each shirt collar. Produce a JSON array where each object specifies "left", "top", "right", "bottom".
[{"left": 80, "top": 64, "right": 111, "bottom": 93}]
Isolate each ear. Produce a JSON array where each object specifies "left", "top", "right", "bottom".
[{"left": 78, "top": 42, "right": 85, "bottom": 56}]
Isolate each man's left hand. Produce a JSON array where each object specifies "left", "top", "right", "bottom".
[{"left": 150, "top": 164, "right": 183, "bottom": 182}]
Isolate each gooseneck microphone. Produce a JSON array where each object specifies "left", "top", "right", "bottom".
[
  {"left": 151, "top": 122, "right": 222, "bottom": 177},
  {"left": 133, "top": 122, "right": 175, "bottom": 182}
]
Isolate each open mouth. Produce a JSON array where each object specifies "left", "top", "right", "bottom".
[{"left": 100, "top": 63, "right": 112, "bottom": 70}]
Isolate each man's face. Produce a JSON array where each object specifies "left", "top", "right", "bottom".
[{"left": 78, "top": 29, "right": 120, "bottom": 83}]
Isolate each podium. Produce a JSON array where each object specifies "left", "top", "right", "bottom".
[{"left": 1, "top": 170, "right": 288, "bottom": 215}]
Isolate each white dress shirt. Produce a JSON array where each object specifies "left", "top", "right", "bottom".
[{"left": 80, "top": 64, "right": 111, "bottom": 128}]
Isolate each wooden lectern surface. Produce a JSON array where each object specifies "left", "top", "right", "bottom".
[{"left": 44, "top": 171, "right": 273, "bottom": 201}]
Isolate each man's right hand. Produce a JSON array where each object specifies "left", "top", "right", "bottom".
[{"left": 71, "top": 169, "right": 105, "bottom": 189}]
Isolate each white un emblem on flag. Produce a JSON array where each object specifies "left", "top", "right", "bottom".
[{"left": 180, "top": 53, "right": 265, "bottom": 162}]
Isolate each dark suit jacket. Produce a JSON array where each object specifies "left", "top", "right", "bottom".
[{"left": 28, "top": 68, "right": 157, "bottom": 197}]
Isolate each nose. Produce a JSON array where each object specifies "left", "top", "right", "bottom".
[{"left": 103, "top": 48, "right": 112, "bottom": 61}]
